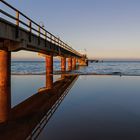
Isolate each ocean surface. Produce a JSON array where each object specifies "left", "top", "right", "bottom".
[
  {"left": 11, "top": 61, "right": 140, "bottom": 76},
  {"left": 10, "top": 75, "right": 140, "bottom": 140},
  {"left": 1, "top": 61, "right": 140, "bottom": 139},
  {"left": 38, "top": 75, "right": 140, "bottom": 140}
]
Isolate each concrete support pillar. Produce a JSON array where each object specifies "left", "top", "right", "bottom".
[
  {"left": 46, "top": 54, "right": 53, "bottom": 89},
  {"left": 0, "top": 49, "right": 11, "bottom": 122},
  {"left": 61, "top": 57, "right": 66, "bottom": 72},
  {"left": 0, "top": 50, "right": 11, "bottom": 87},
  {"left": 72, "top": 58, "right": 76, "bottom": 70},
  {"left": 68, "top": 58, "right": 72, "bottom": 71},
  {"left": 46, "top": 54, "right": 53, "bottom": 75}
]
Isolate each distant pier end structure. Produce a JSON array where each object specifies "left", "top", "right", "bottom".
[{"left": 0, "top": 0, "right": 88, "bottom": 77}]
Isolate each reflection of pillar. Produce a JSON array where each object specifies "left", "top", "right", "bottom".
[
  {"left": 68, "top": 58, "right": 72, "bottom": 71},
  {"left": 46, "top": 74, "right": 53, "bottom": 89},
  {"left": 0, "top": 86, "right": 11, "bottom": 122},
  {"left": 61, "top": 74, "right": 65, "bottom": 79},
  {"left": 0, "top": 49, "right": 11, "bottom": 122},
  {"left": 46, "top": 54, "right": 53, "bottom": 74},
  {"left": 72, "top": 58, "right": 76, "bottom": 70},
  {"left": 61, "top": 57, "right": 66, "bottom": 72}
]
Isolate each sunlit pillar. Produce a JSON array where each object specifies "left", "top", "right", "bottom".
[
  {"left": 72, "top": 58, "right": 76, "bottom": 70},
  {"left": 61, "top": 57, "right": 66, "bottom": 72},
  {"left": 0, "top": 49, "right": 11, "bottom": 122},
  {"left": 68, "top": 57, "right": 72, "bottom": 71},
  {"left": 46, "top": 54, "right": 53, "bottom": 75},
  {"left": 46, "top": 54, "right": 53, "bottom": 89}
]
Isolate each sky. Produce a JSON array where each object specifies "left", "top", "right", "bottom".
[{"left": 1, "top": 0, "right": 140, "bottom": 60}]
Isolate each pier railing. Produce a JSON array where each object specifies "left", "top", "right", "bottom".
[{"left": 0, "top": 0, "right": 83, "bottom": 57}]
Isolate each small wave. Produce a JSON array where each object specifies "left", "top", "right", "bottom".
[
  {"left": 12, "top": 72, "right": 46, "bottom": 75},
  {"left": 11, "top": 61, "right": 140, "bottom": 76},
  {"left": 111, "top": 72, "right": 122, "bottom": 75},
  {"left": 11, "top": 72, "right": 140, "bottom": 76}
]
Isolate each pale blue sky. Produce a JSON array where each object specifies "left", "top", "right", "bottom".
[{"left": 1, "top": 0, "right": 140, "bottom": 60}]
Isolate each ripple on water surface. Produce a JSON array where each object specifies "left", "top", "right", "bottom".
[{"left": 11, "top": 61, "right": 140, "bottom": 76}]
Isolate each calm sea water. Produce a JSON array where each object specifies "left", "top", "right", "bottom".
[
  {"left": 11, "top": 61, "right": 140, "bottom": 76},
  {"left": 10, "top": 75, "right": 140, "bottom": 140},
  {"left": 37, "top": 75, "right": 140, "bottom": 140},
  {"left": 38, "top": 75, "right": 140, "bottom": 140},
  {"left": 1, "top": 61, "right": 140, "bottom": 139}
]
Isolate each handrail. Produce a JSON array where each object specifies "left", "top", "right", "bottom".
[{"left": 0, "top": 0, "right": 83, "bottom": 57}]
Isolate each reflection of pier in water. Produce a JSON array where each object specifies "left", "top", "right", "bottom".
[{"left": 0, "top": 75, "right": 78, "bottom": 140}]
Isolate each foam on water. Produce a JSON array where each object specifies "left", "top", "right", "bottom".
[
  {"left": 11, "top": 61, "right": 140, "bottom": 76},
  {"left": 72, "top": 61, "right": 140, "bottom": 76}
]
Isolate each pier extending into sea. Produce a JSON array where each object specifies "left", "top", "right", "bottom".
[{"left": 0, "top": 0, "right": 88, "bottom": 88}]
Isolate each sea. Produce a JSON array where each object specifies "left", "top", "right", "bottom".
[
  {"left": 11, "top": 61, "right": 140, "bottom": 76},
  {"left": 1, "top": 60, "right": 140, "bottom": 139}
]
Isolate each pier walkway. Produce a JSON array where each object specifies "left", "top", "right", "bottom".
[{"left": 0, "top": 0, "right": 88, "bottom": 88}]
